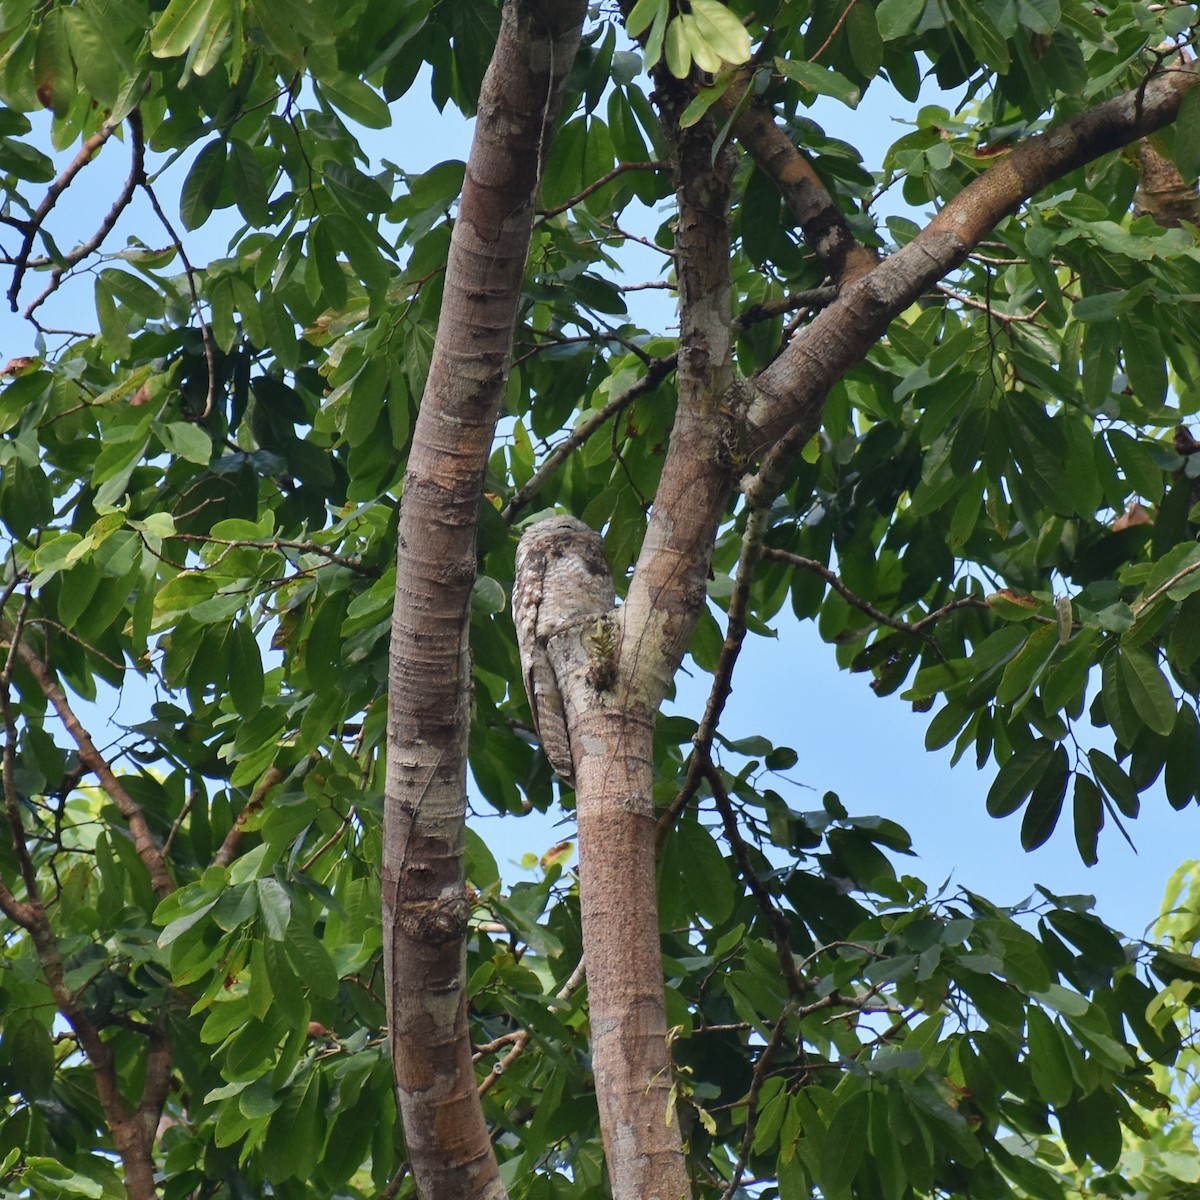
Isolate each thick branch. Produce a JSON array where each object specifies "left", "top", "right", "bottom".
[
  {"left": 742, "top": 63, "right": 1200, "bottom": 491},
  {"left": 716, "top": 70, "right": 878, "bottom": 288}
]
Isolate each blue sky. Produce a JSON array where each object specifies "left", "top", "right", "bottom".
[{"left": 2, "top": 51, "right": 1192, "bottom": 940}]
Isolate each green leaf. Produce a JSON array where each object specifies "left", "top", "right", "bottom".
[
  {"left": 775, "top": 57, "right": 861, "bottom": 107},
  {"left": 665, "top": 15, "right": 691, "bottom": 77},
  {"left": 1026, "top": 1008, "right": 1073, "bottom": 1107},
  {"left": 158, "top": 420, "right": 213, "bottom": 465},
  {"left": 820, "top": 1088, "right": 870, "bottom": 1194},
  {"left": 688, "top": 0, "right": 752, "bottom": 66},
  {"left": 678, "top": 819, "right": 736, "bottom": 924},
  {"left": 228, "top": 622, "right": 264, "bottom": 717},
  {"left": 876, "top": 0, "right": 925, "bottom": 39},
  {"left": 996, "top": 623, "right": 1058, "bottom": 708},
  {"left": 319, "top": 73, "right": 392, "bottom": 129},
  {"left": 34, "top": 8, "right": 75, "bottom": 118},
  {"left": 230, "top": 139, "right": 271, "bottom": 226},
  {"left": 256, "top": 878, "right": 291, "bottom": 940},
  {"left": 1117, "top": 646, "right": 1176, "bottom": 737},
  {"left": 1175, "top": 88, "right": 1200, "bottom": 184},
  {"left": 1058, "top": 1089, "right": 1122, "bottom": 1169},
  {"left": 1165, "top": 701, "right": 1200, "bottom": 810},
  {"left": 987, "top": 740, "right": 1054, "bottom": 818},
  {"left": 179, "top": 140, "right": 227, "bottom": 231},
  {"left": 1020, "top": 745, "right": 1068, "bottom": 850},
  {"left": 1087, "top": 748, "right": 1139, "bottom": 818},
  {"left": 283, "top": 924, "right": 339, "bottom": 999},
  {"left": 150, "top": 0, "right": 217, "bottom": 58},
  {"left": 625, "top": 0, "right": 665, "bottom": 38}
]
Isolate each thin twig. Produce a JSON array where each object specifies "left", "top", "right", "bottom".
[
  {"left": 24, "top": 112, "right": 146, "bottom": 319},
  {"left": 539, "top": 160, "right": 669, "bottom": 218},
  {"left": 656, "top": 504, "right": 770, "bottom": 853},
  {"left": 762, "top": 548, "right": 989, "bottom": 646},
  {"left": 141, "top": 177, "right": 218, "bottom": 419},
  {"left": 736, "top": 286, "right": 837, "bottom": 330},
  {"left": 1, "top": 619, "right": 175, "bottom": 898},
  {"left": 213, "top": 766, "right": 286, "bottom": 869},
  {"left": 8, "top": 117, "right": 123, "bottom": 311},
  {"left": 808, "top": 0, "right": 860, "bottom": 63},
  {"left": 477, "top": 957, "right": 586, "bottom": 1096},
  {"left": 169, "top": 532, "right": 378, "bottom": 575},
  {"left": 0, "top": 593, "right": 41, "bottom": 909},
  {"left": 500, "top": 352, "right": 677, "bottom": 522},
  {"left": 722, "top": 1008, "right": 793, "bottom": 1200},
  {"left": 705, "top": 762, "right": 804, "bottom": 997}
]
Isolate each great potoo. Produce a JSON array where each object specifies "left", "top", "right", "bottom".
[{"left": 512, "top": 515, "right": 615, "bottom": 784}]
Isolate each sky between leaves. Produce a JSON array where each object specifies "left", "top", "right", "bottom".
[{"left": 0, "top": 54, "right": 1187, "bottom": 939}]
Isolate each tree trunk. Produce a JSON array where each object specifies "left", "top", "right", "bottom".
[{"left": 384, "top": 2, "right": 585, "bottom": 1196}]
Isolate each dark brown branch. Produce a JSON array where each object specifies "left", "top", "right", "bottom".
[
  {"left": 539, "top": 159, "right": 669, "bottom": 218},
  {"left": 715, "top": 71, "right": 878, "bottom": 289},
  {"left": 8, "top": 116, "right": 123, "bottom": 312},
  {"left": 24, "top": 112, "right": 146, "bottom": 319}
]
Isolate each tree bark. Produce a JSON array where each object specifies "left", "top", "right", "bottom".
[
  {"left": 384, "top": 2, "right": 585, "bottom": 1197},
  {"left": 541, "top": 92, "right": 742, "bottom": 1200},
  {"left": 742, "top": 63, "right": 1200, "bottom": 474},
  {"left": 548, "top": 54, "right": 1198, "bottom": 1200}
]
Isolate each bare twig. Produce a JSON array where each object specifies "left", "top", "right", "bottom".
[
  {"left": 761, "top": 548, "right": 989, "bottom": 646},
  {"left": 539, "top": 160, "right": 669, "bottom": 218},
  {"left": 141, "top": 177, "right": 218, "bottom": 419},
  {"left": 1, "top": 619, "right": 175, "bottom": 898},
  {"left": 808, "top": 0, "right": 861, "bottom": 63},
  {"left": 500, "top": 351, "right": 677, "bottom": 522},
  {"left": 722, "top": 1007, "right": 793, "bottom": 1200},
  {"left": 656, "top": 504, "right": 770, "bottom": 853},
  {"left": 0, "top": 593, "right": 41, "bottom": 911},
  {"left": 706, "top": 763, "right": 804, "bottom": 997},
  {"left": 477, "top": 957, "right": 586, "bottom": 1096},
  {"left": 168, "top": 532, "right": 378, "bottom": 575},
  {"left": 24, "top": 112, "right": 146, "bottom": 319},
  {"left": 937, "top": 282, "right": 1048, "bottom": 326},
  {"left": 736, "top": 286, "right": 837, "bottom": 330},
  {"left": 8, "top": 116, "right": 124, "bottom": 311}
]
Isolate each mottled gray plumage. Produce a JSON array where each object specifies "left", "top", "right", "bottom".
[{"left": 513, "top": 516, "right": 614, "bottom": 784}]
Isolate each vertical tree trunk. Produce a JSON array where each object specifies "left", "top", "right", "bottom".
[
  {"left": 544, "top": 96, "right": 741, "bottom": 1200},
  {"left": 384, "top": 3, "right": 585, "bottom": 1196}
]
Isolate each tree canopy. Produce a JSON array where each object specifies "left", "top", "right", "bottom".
[{"left": 2, "top": 0, "right": 1200, "bottom": 1198}]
